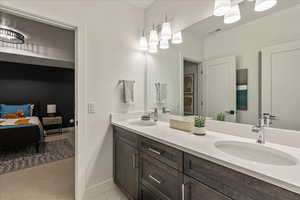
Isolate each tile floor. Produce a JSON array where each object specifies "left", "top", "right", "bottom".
[{"left": 84, "top": 187, "right": 127, "bottom": 200}]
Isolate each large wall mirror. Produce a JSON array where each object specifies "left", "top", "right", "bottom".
[{"left": 146, "top": 1, "right": 300, "bottom": 131}]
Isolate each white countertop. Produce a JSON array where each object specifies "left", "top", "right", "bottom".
[{"left": 111, "top": 115, "right": 300, "bottom": 194}]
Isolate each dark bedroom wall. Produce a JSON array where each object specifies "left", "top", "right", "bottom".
[{"left": 0, "top": 61, "right": 75, "bottom": 128}]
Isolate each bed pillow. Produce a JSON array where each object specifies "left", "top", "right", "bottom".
[
  {"left": 0, "top": 104, "right": 31, "bottom": 118},
  {"left": 30, "top": 104, "right": 35, "bottom": 116}
]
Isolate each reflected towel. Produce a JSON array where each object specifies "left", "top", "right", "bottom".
[
  {"left": 123, "top": 80, "right": 135, "bottom": 104},
  {"left": 155, "top": 83, "right": 167, "bottom": 104}
]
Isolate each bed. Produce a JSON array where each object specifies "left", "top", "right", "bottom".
[{"left": 0, "top": 104, "right": 44, "bottom": 152}]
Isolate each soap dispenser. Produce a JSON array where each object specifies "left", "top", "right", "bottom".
[{"left": 153, "top": 108, "right": 158, "bottom": 122}]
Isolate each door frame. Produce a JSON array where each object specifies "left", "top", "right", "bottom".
[
  {"left": 261, "top": 39, "right": 300, "bottom": 118},
  {"left": 0, "top": 4, "right": 87, "bottom": 200},
  {"left": 179, "top": 55, "right": 202, "bottom": 116}
]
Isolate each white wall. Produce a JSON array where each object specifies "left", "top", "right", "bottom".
[
  {"left": 0, "top": 1, "right": 145, "bottom": 200},
  {"left": 203, "top": 4, "right": 300, "bottom": 125},
  {"left": 146, "top": 32, "right": 203, "bottom": 114}
]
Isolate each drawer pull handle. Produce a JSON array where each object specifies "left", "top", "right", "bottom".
[
  {"left": 132, "top": 154, "right": 136, "bottom": 169},
  {"left": 148, "top": 147, "right": 161, "bottom": 155},
  {"left": 182, "top": 184, "right": 185, "bottom": 200},
  {"left": 148, "top": 174, "right": 161, "bottom": 184}
]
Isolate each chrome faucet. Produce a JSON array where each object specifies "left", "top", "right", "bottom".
[
  {"left": 251, "top": 113, "right": 276, "bottom": 144},
  {"left": 162, "top": 107, "right": 170, "bottom": 114},
  {"left": 252, "top": 118, "right": 266, "bottom": 144},
  {"left": 262, "top": 113, "right": 276, "bottom": 127},
  {"left": 152, "top": 108, "right": 158, "bottom": 122}
]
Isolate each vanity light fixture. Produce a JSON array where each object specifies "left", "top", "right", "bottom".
[
  {"left": 161, "top": 15, "right": 172, "bottom": 41},
  {"left": 149, "top": 44, "right": 158, "bottom": 53},
  {"left": 172, "top": 31, "right": 183, "bottom": 44},
  {"left": 214, "top": 0, "right": 278, "bottom": 25},
  {"left": 224, "top": 5, "right": 241, "bottom": 24},
  {"left": 139, "top": 14, "right": 183, "bottom": 53},
  {"left": 159, "top": 39, "right": 169, "bottom": 49},
  {"left": 139, "top": 36, "right": 148, "bottom": 51},
  {"left": 139, "top": 29, "right": 148, "bottom": 51},
  {"left": 149, "top": 25, "right": 159, "bottom": 46},
  {"left": 255, "top": 0, "right": 277, "bottom": 12},
  {"left": 0, "top": 26, "right": 25, "bottom": 44},
  {"left": 213, "top": 0, "right": 232, "bottom": 16}
]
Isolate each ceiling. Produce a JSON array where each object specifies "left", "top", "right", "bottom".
[
  {"left": 125, "top": 0, "right": 156, "bottom": 8},
  {"left": 0, "top": 11, "right": 75, "bottom": 68}
]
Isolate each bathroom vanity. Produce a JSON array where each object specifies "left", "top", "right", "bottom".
[{"left": 112, "top": 118, "right": 300, "bottom": 200}]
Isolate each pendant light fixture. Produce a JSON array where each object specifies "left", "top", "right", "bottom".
[
  {"left": 255, "top": 0, "right": 277, "bottom": 12},
  {"left": 138, "top": 13, "right": 184, "bottom": 53},
  {"left": 139, "top": 29, "right": 148, "bottom": 51},
  {"left": 172, "top": 32, "right": 183, "bottom": 44},
  {"left": 139, "top": 36, "right": 148, "bottom": 51},
  {"left": 0, "top": 27, "right": 25, "bottom": 44},
  {"left": 160, "top": 39, "right": 169, "bottom": 49},
  {"left": 161, "top": 14, "right": 172, "bottom": 41},
  {"left": 224, "top": 5, "right": 241, "bottom": 24},
  {"left": 149, "top": 25, "right": 159, "bottom": 46},
  {"left": 149, "top": 44, "right": 158, "bottom": 53},
  {"left": 213, "top": 0, "right": 232, "bottom": 16}
]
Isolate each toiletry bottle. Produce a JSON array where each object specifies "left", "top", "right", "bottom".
[{"left": 153, "top": 108, "right": 158, "bottom": 122}]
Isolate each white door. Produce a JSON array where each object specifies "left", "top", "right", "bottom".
[
  {"left": 262, "top": 40, "right": 300, "bottom": 131},
  {"left": 203, "top": 56, "right": 236, "bottom": 122}
]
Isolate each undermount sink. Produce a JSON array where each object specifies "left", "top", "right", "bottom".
[
  {"left": 215, "top": 141, "right": 298, "bottom": 166},
  {"left": 127, "top": 119, "right": 157, "bottom": 127}
]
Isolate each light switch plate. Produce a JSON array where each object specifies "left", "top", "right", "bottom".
[{"left": 88, "top": 102, "right": 96, "bottom": 113}]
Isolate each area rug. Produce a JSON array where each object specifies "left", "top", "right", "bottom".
[{"left": 0, "top": 139, "right": 74, "bottom": 175}]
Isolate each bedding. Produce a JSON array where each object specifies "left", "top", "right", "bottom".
[
  {"left": 0, "top": 116, "right": 44, "bottom": 141},
  {"left": 3, "top": 113, "right": 18, "bottom": 119}
]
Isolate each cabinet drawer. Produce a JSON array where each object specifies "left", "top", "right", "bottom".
[
  {"left": 184, "top": 175, "right": 231, "bottom": 200},
  {"left": 184, "top": 153, "right": 300, "bottom": 200},
  {"left": 113, "top": 126, "right": 138, "bottom": 148},
  {"left": 140, "top": 185, "right": 167, "bottom": 200},
  {"left": 43, "top": 117, "right": 62, "bottom": 125},
  {"left": 140, "top": 136, "right": 183, "bottom": 171},
  {"left": 141, "top": 153, "right": 182, "bottom": 200}
]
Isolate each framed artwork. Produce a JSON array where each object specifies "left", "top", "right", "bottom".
[
  {"left": 184, "top": 73, "right": 194, "bottom": 93},
  {"left": 184, "top": 95, "right": 194, "bottom": 115}
]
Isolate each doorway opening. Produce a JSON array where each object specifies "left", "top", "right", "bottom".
[
  {"left": 0, "top": 9, "right": 77, "bottom": 200},
  {"left": 183, "top": 59, "right": 202, "bottom": 116}
]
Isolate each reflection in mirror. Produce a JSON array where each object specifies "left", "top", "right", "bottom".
[{"left": 146, "top": 0, "right": 300, "bottom": 131}]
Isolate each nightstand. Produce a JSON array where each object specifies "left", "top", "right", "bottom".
[{"left": 42, "top": 116, "right": 63, "bottom": 135}]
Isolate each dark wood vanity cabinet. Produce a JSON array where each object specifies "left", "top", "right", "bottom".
[
  {"left": 184, "top": 153, "right": 300, "bottom": 200},
  {"left": 113, "top": 127, "right": 139, "bottom": 200},
  {"left": 183, "top": 175, "right": 231, "bottom": 200},
  {"left": 113, "top": 126, "right": 300, "bottom": 200},
  {"left": 140, "top": 153, "right": 183, "bottom": 200}
]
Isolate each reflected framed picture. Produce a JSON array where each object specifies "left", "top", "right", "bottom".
[
  {"left": 184, "top": 95, "right": 194, "bottom": 115},
  {"left": 184, "top": 73, "right": 194, "bottom": 93}
]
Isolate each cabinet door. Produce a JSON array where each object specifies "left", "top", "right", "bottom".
[
  {"left": 184, "top": 176, "right": 231, "bottom": 200},
  {"left": 114, "top": 133, "right": 139, "bottom": 200}
]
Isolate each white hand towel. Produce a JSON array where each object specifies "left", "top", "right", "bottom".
[
  {"left": 123, "top": 80, "right": 135, "bottom": 104},
  {"left": 155, "top": 83, "right": 167, "bottom": 104}
]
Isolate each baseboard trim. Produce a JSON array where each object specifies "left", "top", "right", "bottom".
[{"left": 84, "top": 178, "right": 116, "bottom": 199}]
